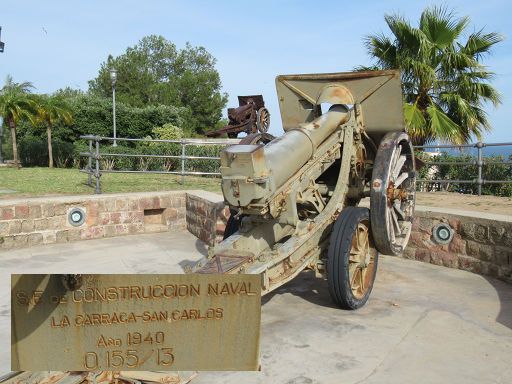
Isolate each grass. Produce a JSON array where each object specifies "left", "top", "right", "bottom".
[{"left": 0, "top": 167, "right": 221, "bottom": 199}]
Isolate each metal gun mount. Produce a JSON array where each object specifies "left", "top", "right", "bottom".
[{"left": 193, "top": 70, "right": 416, "bottom": 310}]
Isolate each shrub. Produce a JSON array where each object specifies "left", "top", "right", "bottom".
[
  {"left": 58, "top": 95, "right": 187, "bottom": 142},
  {"left": 18, "top": 136, "right": 82, "bottom": 168},
  {"left": 152, "top": 123, "right": 183, "bottom": 140},
  {"left": 98, "top": 145, "right": 138, "bottom": 171},
  {"left": 185, "top": 145, "right": 223, "bottom": 175},
  {"left": 52, "top": 140, "right": 75, "bottom": 168}
]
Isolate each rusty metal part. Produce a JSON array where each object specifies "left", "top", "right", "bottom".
[
  {"left": 386, "top": 181, "right": 409, "bottom": 203},
  {"left": 206, "top": 95, "right": 270, "bottom": 138}
]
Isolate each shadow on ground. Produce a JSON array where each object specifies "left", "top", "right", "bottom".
[
  {"left": 484, "top": 276, "right": 512, "bottom": 330},
  {"left": 262, "top": 269, "right": 339, "bottom": 309},
  {"left": 178, "top": 239, "right": 209, "bottom": 271},
  {"left": 194, "top": 239, "right": 209, "bottom": 256}
]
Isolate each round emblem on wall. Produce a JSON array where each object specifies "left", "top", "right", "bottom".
[
  {"left": 432, "top": 223, "right": 454, "bottom": 245},
  {"left": 68, "top": 207, "right": 86, "bottom": 227}
]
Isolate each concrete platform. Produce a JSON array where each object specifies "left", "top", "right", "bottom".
[{"left": 1, "top": 232, "right": 511, "bottom": 383}]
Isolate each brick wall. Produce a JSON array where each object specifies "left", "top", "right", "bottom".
[
  {"left": 185, "top": 190, "right": 230, "bottom": 246},
  {"left": 0, "top": 192, "right": 186, "bottom": 249}
]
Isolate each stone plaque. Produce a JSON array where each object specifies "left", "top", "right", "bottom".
[{"left": 11, "top": 274, "right": 261, "bottom": 371}]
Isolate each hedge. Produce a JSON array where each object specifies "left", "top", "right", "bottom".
[{"left": 417, "top": 151, "right": 512, "bottom": 197}]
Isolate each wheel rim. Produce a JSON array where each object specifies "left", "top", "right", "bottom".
[
  {"left": 348, "top": 219, "right": 377, "bottom": 299},
  {"left": 371, "top": 133, "right": 416, "bottom": 255},
  {"left": 257, "top": 108, "right": 270, "bottom": 133}
]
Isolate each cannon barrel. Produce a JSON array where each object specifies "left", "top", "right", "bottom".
[
  {"left": 264, "top": 104, "right": 350, "bottom": 189},
  {"left": 220, "top": 104, "right": 350, "bottom": 208}
]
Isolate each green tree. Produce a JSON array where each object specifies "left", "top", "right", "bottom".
[
  {"left": 88, "top": 35, "right": 228, "bottom": 136},
  {"left": 361, "top": 6, "right": 503, "bottom": 145},
  {"left": 0, "top": 75, "right": 36, "bottom": 168},
  {"left": 53, "top": 87, "right": 85, "bottom": 99},
  {"left": 35, "top": 95, "right": 73, "bottom": 168}
]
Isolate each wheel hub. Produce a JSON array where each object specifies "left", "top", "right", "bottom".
[
  {"left": 371, "top": 132, "right": 416, "bottom": 256},
  {"left": 386, "top": 181, "right": 408, "bottom": 204}
]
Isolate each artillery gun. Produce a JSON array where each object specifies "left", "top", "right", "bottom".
[
  {"left": 193, "top": 70, "right": 416, "bottom": 309},
  {"left": 206, "top": 95, "right": 270, "bottom": 138}
]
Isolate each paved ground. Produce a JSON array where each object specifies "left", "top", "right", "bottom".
[{"left": 1, "top": 231, "right": 511, "bottom": 383}]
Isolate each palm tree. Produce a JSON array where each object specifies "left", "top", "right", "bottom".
[
  {"left": 362, "top": 6, "right": 503, "bottom": 145},
  {"left": 35, "top": 95, "right": 72, "bottom": 168},
  {"left": 0, "top": 75, "right": 36, "bottom": 168}
]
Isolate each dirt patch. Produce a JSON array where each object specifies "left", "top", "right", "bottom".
[{"left": 415, "top": 192, "right": 512, "bottom": 216}]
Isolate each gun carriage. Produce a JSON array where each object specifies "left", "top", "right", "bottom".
[{"left": 194, "top": 70, "right": 415, "bottom": 309}]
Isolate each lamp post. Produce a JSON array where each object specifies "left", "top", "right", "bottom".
[
  {"left": 110, "top": 69, "right": 117, "bottom": 147},
  {"left": 0, "top": 26, "right": 5, "bottom": 53},
  {"left": 0, "top": 26, "right": 4, "bottom": 162},
  {"left": 0, "top": 122, "right": 3, "bottom": 164}
]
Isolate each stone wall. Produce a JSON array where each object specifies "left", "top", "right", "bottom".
[
  {"left": 404, "top": 206, "right": 512, "bottom": 283},
  {"left": 0, "top": 192, "right": 186, "bottom": 249},
  {"left": 2, "top": 190, "right": 511, "bottom": 284},
  {"left": 185, "top": 193, "right": 512, "bottom": 284},
  {"left": 186, "top": 190, "right": 230, "bottom": 246}
]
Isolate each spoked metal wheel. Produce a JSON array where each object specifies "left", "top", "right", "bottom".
[
  {"left": 327, "top": 207, "right": 379, "bottom": 310},
  {"left": 370, "top": 132, "right": 416, "bottom": 256},
  {"left": 256, "top": 107, "right": 270, "bottom": 133}
]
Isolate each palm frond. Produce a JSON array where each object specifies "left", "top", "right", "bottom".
[
  {"left": 419, "top": 6, "right": 469, "bottom": 48},
  {"left": 439, "top": 46, "right": 478, "bottom": 74},
  {"left": 1, "top": 75, "right": 35, "bottom": 94},
  {"left": 453, "top": 72, "right": 502, "bottom": 106},
  {"left": 426, "top": 104, "right": 463, "bottom": 143},
  {"left": 464, "top": 30, "right": 504, "bottom": 60},
  {"left": 363, "top": 33, "right": 397, "bottom": 69},
  {"left": 471, "top": 82, "right": 502, "bottom": 106},
  {"left": 404, "top": 101, "right": 426, "bottom": 132}
]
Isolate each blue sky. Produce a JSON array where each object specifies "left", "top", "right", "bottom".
[{"left": 1, "top": 0, "right": 511, "bottom": 142}]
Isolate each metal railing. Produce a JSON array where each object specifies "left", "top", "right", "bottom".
[
  {"left": 79, "top": 135, "right": 240, "bottom": 194},
  {"left": 414, "top": 141, "right": 512, "bottom": 195}
]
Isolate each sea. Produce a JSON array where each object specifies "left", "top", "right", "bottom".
[{"left": 423, "top": 144, "right": 512, "bottom": 158}]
